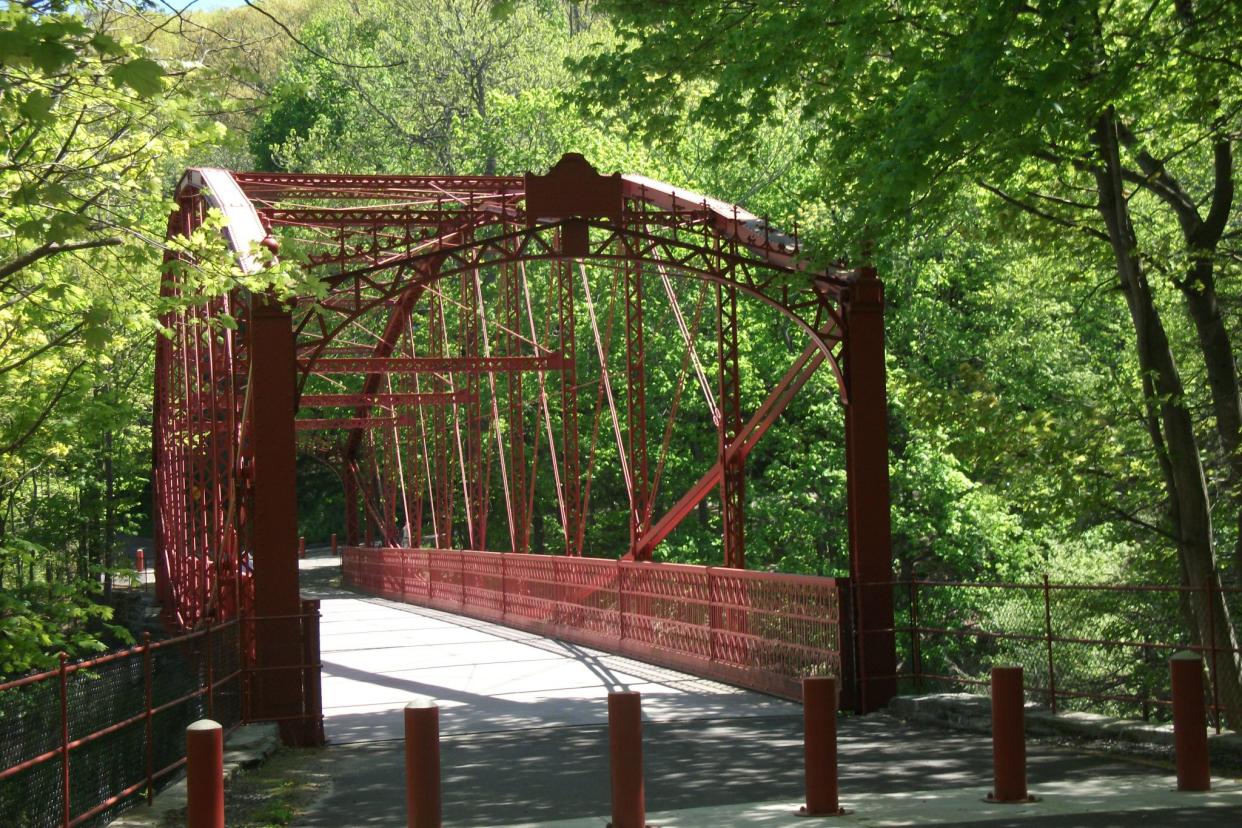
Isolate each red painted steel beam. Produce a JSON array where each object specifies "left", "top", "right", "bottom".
[
  {"left": 624, "top": 248, "right": 650, "bottom": 556},
  {"left": 303, "top": 355, "right": 569, "bottom": 374},
  {"left": 717, "top": 282, "right": 745, "bottom": 569},
  {"left": 300, "top": 392, "right": 473, "bottom": 407},
  {"left": 843, "top": 269, "right": 897, "bottom": 712},
  {"left": 557, "top": 256, "right": 582, "bottom": 555},
  {"left": 263, "top": 208, "right": 471, "bottom": 227},
  {"left": 233, "top": 171, "right": 523, "bottom": 200},
  {"left": 503, "top": 256, "right": 528, "bottom": 552},
  {"left": 340, "top": 280, "right": 426, "bottom": 469},
  {"left": 635, "top": 344, "right": 824, "bottom": 558},
  {"left": 247, "top": 295, "right": 316, "bottom": 746},
  {"left": 297, "top": 415, "right": 431, "bottom": 431}
]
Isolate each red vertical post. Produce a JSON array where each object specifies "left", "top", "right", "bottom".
[
  {"left": 623, "top": 246, "right": 649, "bottom": 556},
  {"left": 143, "top": 632, "right": 154, "bottom": 805},
  {"left": 503, "top": 255, "right": 528, "bottom": 552},
  {"left": 1171, "top": 651, "right": 1210, "bottom": 792},
  {"left": 404, "top": 699, "right": 442, "bottom": 828},
  {"left": 1042, "top": 575, "right": 1057, "bottom": 714},
  {"left": 843, "top": 267, "right": 896, "bottom": 712},
  {"left": 299, "top": 536, "right": 307, "bottom": 559},
  {"left": 331, "top": 533, "right": 338, "bottom": 556},
  {"left": 608, "top": 691, "right": 645, "bottom": 828},
  {"left": 988, "top": 666, "right": 1033, "bottom": 803},
  {"left": 59, "top": 653, "right": 70, "bottom": 828},
  {"left": 556, "top": 256, "right": 581, "bottom": 555},
  {"left": 801, "top": 676, "right": 846, "bottom": 816},
  {"left": 135, "top": 548, "right": 145, "bottom": 572},
  {"left": 186, "top": 720, "right": 224, "bottom": 828},
  {"left": 716, "top": 282, "right": 745, "bottom": 570},
  {"left": 248, "top": 294, "right": 312, "bottom": 746}
]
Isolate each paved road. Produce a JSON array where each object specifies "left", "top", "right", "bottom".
[{"left": 295, "top": 555, "right": 1242, "bottom": 826}]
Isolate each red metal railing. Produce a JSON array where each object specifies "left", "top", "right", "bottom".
[
  {"left": 0, "top": 604, "right": 323, "bottom": 828},
  {"left": 887, "top": 578, "right": 1242, "bottom": 731},
  {"left": 343, "top": 547, "right": 844, "bottom": 701}
]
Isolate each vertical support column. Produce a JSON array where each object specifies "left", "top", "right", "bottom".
[
  {"left": 843, "top": 267, "right": 897, "bottom": 712},
  {"left": 624, "top": 247, "right": 650, "bottom": 557},
  {"left": 503, "top": 256, "right": 528, "bottom": 552},
  {"left": 428, "top": 293, "right": 454, "bottom": 549},
  {"left": 248, "top": 295, "right": 313, "bottom": 745},
  {"left": 460, "top": 262, "right": 485, "bottom": 549},
  {"left": 716, "top": 282, "right": 745, "bottom": 569},
  {"left": 557, "top": 255, "right": 582, "bottom": 555}
]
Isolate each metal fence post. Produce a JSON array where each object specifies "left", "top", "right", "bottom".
[
  {"left": 206, "top": 621, "right": 215, "bottom": 720},
  {"left": 143, "top": 632, "right": 153, "bottom": 804},
  {"left": 908, "top": 580, "right": 921, "bottom": 693},
  {"left": 1042, "top": 575, "right": 1056, "bottom": 715},
  {"left": 1206, "top": 576, "right": 1222, "bottom": 733},
  {"left": 59, "top": 652, "right": 70, "bottom": 828}
]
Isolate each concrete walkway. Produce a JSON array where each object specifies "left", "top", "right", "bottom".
[{"left": 296, "top": 554, "right": 1242, "bottom": 827}]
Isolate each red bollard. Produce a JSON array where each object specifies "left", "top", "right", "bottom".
[
  {"left": 1171, "top": 651, "right": 1211, "bottom": 791},
  {"left": 331, "top": 533, "right": 338, "bottom": 556},
  {"left": 608, "top": 691, "right": 646, "bottom": 828},
  {"left": 405, "top": 698, "right": 442, "bottom": 828},
  {"left": 135, "top": 549, "right": 145, "bottom": 572},
  {"left": 299, "top": 536, "right": 307, "bottom": 559},
  {"left": 988, "top": 666, "right": 1035, "bottom": 803},
  {"left": 186, "top": 720, "right": 224, "bottom": 828},
  {"left": 800, "top": 676, "right": 848, "bottom": 816}
]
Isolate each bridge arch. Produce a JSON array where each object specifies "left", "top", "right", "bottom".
[{"left": 152, "top": 154, "right": 897, "bottom": 737}]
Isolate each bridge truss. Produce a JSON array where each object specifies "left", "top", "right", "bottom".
[{"left": 152, "top": 154, "right": 896, "bottom": 742}]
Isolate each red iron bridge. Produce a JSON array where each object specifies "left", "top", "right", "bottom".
[{"left": 150, "top": 153, "right": 897, "bottom": 746}]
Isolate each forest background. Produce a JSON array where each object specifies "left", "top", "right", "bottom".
[{"left": 1, "top": 0, "right": 1239, "bottom": 714}]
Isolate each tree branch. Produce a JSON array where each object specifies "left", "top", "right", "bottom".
[
  {"left": 975, "top": 180, "right": 1110, "bottom": 241},
  {"left": 0, "top": 237, "right": 124, "bottom": 284}
]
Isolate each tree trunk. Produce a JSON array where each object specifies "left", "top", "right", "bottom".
[
  {"left": 1094, "top": 108, "right": 1242, "bottom": 727},
  {"left": 1180, "top": 273, "right": 1242, "bottom": 583}
]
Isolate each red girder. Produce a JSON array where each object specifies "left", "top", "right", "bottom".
[
  {"left": 301, "top": 355, "right": 570, "bottom": 374},
  {"left": 300, "top": 392, "right": 472, "bottom": 407}
]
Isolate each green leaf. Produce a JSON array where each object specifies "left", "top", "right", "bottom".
[
  {"left": 19, "top": 90, "right": 54, "bottom": 123},
  {"left": 108, "top": 57, "right": 165, "bottom": 97},
  {"left": 88, "top": 32, "right": 125, "bottom": 57}
]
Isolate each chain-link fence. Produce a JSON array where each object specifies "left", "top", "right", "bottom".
[
  {"left": 893, "top": 578, "right": 1242, "bottom": 731},
  {"left": 0, "top": 621, "right": 242, "bottom": 828}
]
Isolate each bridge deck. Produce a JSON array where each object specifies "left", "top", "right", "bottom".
[
  {"left": 305, "top": 559, "right": 798, "bottom": 743},
  {"left": 297, "top": 555, "right": 1242, "bottom": 827}
]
